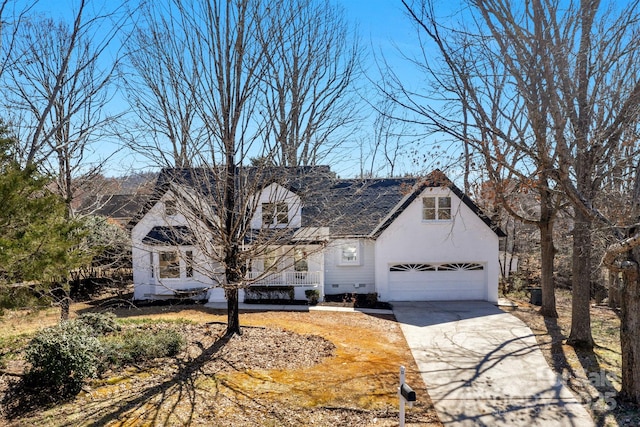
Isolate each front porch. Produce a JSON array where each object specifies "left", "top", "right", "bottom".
[
  {"left": 245, "top": 270, "right": 323, "bottom": 301},
  {"left": 246, "top": 270, "right": 322, "bottom": 286}
]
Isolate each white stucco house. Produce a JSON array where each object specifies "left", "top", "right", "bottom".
[{"left": 128, "top": 167, "right": 504, "bottom": 304}]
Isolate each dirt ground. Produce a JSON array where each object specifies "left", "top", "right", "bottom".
[
  {"left": 0, "top": 301, "right": 442, "bottom": 426},
  {"left": 507, "top": 290, "right": 640, "bottom": 427}
]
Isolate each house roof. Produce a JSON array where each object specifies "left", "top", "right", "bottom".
[
  {"left": 142, "top": 226, "right": 195, "bottom": 246},
  {"left": 79, "top": 194, "right": 151, "bottom": 223},
  {"left": 128, "top": 166, "right": 505, "bottom": 238}
]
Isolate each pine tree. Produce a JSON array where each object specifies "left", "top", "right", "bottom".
[{"left": 0, "top": 125, "right": 85, "bottom": 313}]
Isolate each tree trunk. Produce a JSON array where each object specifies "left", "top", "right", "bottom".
[
  {"left": 538, "top": 190, "right": 558, "bottom": 318},
  {"left": 225, "top": 286, "right": 241, "bottom": 337},
  {"left": 60, "top": 287, "right": 70, "bottom": 321},
  {"left": 620, "top": 261, "right": 640, "bottom": 403},
  {"left": 608, "top": 271, "right": 621, "bottom": 308},
  {"left": 567, "top": 210, "right": 595, "bottom": 348}
]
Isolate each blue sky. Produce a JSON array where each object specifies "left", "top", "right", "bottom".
[{"left": 9, "top": 0, "right": 437, "bottom": 178}]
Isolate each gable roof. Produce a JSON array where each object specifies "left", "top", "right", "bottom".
[
  {"left": 79, "top": 194, "right": 151, "bottom": 225},
  {"left": 367, "top": 171, "right": 506, "bottom": 238},
  {"left": 127, "top": 166, "right": 504, "bottom": 238}
]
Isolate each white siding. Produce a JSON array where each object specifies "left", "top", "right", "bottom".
[
  {"left": 324, "top": 239, "right": 376, "bottom": 295},
  {"left": 374, "top": 187, "right": 499, "bottom": 303},
  {"left": 132, "top": 190, "right": 219, "bottom": 300}
]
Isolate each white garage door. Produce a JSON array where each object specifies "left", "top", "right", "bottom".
[{"left": 387, "top": 263, "right": 486, "bottom": 301}]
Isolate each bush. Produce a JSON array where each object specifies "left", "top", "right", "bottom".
[
  {"left": 305, "top": 289, "right": 320, "bottom": 305},
  {"left": 0, "top": 286, "right": 51, "bottom": 311},
  {"left": 245, "top": 285, "right": 295, "bottom": 301},
  {"left": 76, "top": 312, "right": 121, "bottom": 335},
  {"left": 101, "top": 327, "right": 185, "bottom": 367},
  {"left": 24, "top": 320, "right": 102, "bottom": 396}
]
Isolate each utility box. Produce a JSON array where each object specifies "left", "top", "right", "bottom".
[{"left": 528, "top": 287, "right": 542, "bottom": 306}]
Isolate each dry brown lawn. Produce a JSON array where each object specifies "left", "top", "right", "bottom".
[
  {"left": 507, "top": 289, "right": 640, "bottom": 427},
  {"left": 0, "top": 301, "right": 442, "bottom": 426}
]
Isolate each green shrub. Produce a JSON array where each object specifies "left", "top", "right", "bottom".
[
  {"left": 76, "top": 312, "right": 120, "bottom": 335},
  {"left": 24, "top": 320, "right": 102, "bottom": 396},
  {"left": 0, "top": 286, "right": 51, "bottom": 311},
  {"left": 101, "top": 327, "right": 185, "bottom": 367}
]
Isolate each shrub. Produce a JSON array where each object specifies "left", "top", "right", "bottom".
[
  {"left": 245, "top": 285, "right": 295, "bottom": 301},
  {"left": 101, "top": 327, "right": 185, "bottom": 367},
  {"left": 305, "top": 289, "right": 320, "bottom": 305},
  {"left": 24, "top": 320, "right": 102, "bottom": 396},
  {"left": 0, "top": 286, "right": 51, "bottom": 311},
  {"left": 76, "top": 312, "right": 121, "bottom": 335}
]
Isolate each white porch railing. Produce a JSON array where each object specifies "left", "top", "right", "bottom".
[{"left": 245, "top": 271, "right": 321, "bottom": 286}]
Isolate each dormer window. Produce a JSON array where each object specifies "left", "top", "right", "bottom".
[
  {"left": 422, "top": 196, "right": 451, "bottom": 221},
  {"left": 165, "top": 199, "right": 177, "bottom": 216},
  {"left": 262, "top": 202, "right": 288, "bottom": 226}
]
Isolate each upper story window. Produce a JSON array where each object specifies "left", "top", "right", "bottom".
[
  {"left": 422, "top": 196, "right": 451, "bottom": 221},
  {"left": 262, "top": 202, "right": 288, "bottom": 226},
  {"left": 165, "top": 199, "right": 177, "bottom": 216}
]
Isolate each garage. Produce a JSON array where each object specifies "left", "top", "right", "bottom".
[{"left": 387, "top": 262, "right": 487, "bottom": 301}]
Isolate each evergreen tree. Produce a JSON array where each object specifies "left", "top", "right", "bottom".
[{"left": 0, "top": 125, "right": 85, "bottom": 314}]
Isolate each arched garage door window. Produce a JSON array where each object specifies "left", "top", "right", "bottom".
[{"left": 389, "top": 263, "right": 484, "bottom": 272}]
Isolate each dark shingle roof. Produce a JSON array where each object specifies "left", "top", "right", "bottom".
[
  {"left": 142, "top": 226, "right": 195, "bottom": 245},
  {"left": 128, "top": 166, "right": 504, "bottom": 238},
  {"left": 303, "top": 177, "right": 417, "bottom": 236},
  {"left": 80, "top": 194, "right": 150, "bottom": 224}
]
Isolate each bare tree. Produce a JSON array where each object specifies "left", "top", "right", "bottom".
[
  {"left": 2, "top": 0, "right": 129, "bottom": 215},
  {"left": 394, "top": 0, "right": 640, "bottom": 402},
  {"left": 125, "top": 0, "right": 363, "bottom": 336},
  {"left": 122, "top": 1, "right": 205, "bottom": 168},
  {"left": 380, "top": 0, "right": 564, "bottom": 318},
  {"left": 257, "top": 0, "right": 361, "bottom": 167},
  {"left": 1, "top": 0, "right": 131, "bottom": 318},
  {"left": 0, "top": 0, "right": 37, "bottom": 81}
]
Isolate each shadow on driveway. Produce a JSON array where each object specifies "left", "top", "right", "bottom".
[{"left": 393, "top": 301, "right": 594, "bottom": 427}]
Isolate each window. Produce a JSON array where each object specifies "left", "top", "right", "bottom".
[
  {"left": 262, "top": 202, "right": 288, "bottom": 226},
  {"left": 186, "top": 250, "right": 194, "bottom": 278},
  {"left": 294, "top": 248, "right": 308, "bottom": 272},
  {"left": 264, "top": 250, "right": 278, "bottom": 271},
  {"left": 159, "top": 251, "right": 180, "bottom": 278},
  {"left": 339, "top": 241, "right": 362, "bottom": 265},
  {"left": 422, "top": 196, "right": 451, "bottom": 221},
  {"left": 165, "top": 199, "right": 177, "bottom": 216},
  {"left": 150, "top": 252, "right": 154, "bottom": 278}
]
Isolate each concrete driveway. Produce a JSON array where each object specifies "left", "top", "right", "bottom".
[{"left": 393, "top": 301, "right": 594, "bottom": 427}]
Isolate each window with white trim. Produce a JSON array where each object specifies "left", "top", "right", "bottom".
[
  {"left": 165, "top": 199, "right": 177, "bottom": 216},
  {"left": 159, "top": 251, "right": 180, "bottom": 278},
  {"left": 294, "top": 248, "right": 308, "bottom": 272},
  {"left": 339, "top": 241, "right": 362, "bottom": 266},
  {"left": 422, "top": 196, "right": 451, "bottom": 221},
  {"left": 262, "top": 202, "right": 288, "bottom": 226}
]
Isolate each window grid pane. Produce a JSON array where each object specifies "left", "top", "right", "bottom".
[
  {"left": 159, "top": 252, "right": 180, "bottom": 278},
  {"left": 186, "top": 250, "right": 193, "bottom": 278},
  {"left": 342, "top": 245, "right": 358, "bottom": 262},
  {"left": 422, "top": 197, "right": 436, "bottom": 220},
  {"left": 438, "top": 197, "right": 451, "bottom": 219}
]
